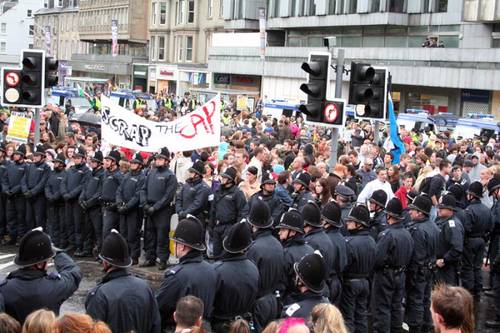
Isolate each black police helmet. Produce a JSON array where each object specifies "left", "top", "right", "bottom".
[
  {"left": 293, "top": 172, "right": 311, "bottom": 188},
  {"left": 293, "top": 251, "right": 326, "bottom": 293},
  {"left": 467, "top": 181, "right": 484, "bottom": 199},
  {"left": 73, "top": 146, "right": 86, "bottom": 158},
  {"left": 321, "top": 201, "right": 342, "bottom": 228},
  {"left": 408, "top": 195, "right": 432, "bottom": 216},
  {"left": 248, "top": 199, "right": 272, "bottom": 229},
  {"left": 156, "top": 147, "right": 170, "bottom": 160},
  {"left": 14, "top": 144, "right": 27, "bottom": 157},
  {"left": 130, "top": 152, "right": 144, "bottom": 165},
  {"left": 188, "top": 160, "right": 205, "bottom": 176},
  {"left": 369, "top": 189, "right": 388, "bottom": 208},
  {"left": 14, "top": 228, "right": 55, "bottom": 267},
  {"left": 385, "top": 198, "right": 403, "bottom": 219},
  {"left": 302, "top": 201, "right": 322, "bottom": 228},
  {"left": 221, "top": 167, "right": 237, "bottom": 182},
  {"left": 222, "top": 222, "right": 253, "bottom": 254},
  {"left": 447, "top": 183, "right": 465, "bottom": 201},
  {"left": 172, "top": 216, "right": 206, "bottom": 251},
  {"left": 261, "top": 170, "right": 276, "bottom": 188},
  {"left": 33, "top": 144, "right": 46, "bottom": 156},
  {"left": 346, "top": 205, "right": 370, "bottom": 227},
  {"left": 105, "top": 150, "right": 121, "bottom": 163},
  {"left": 406, "top": 189, "right": 419, "bottom": 203},
  {"left": 91, "top": 151, "right": 104, "bottom": 164},
  {"left": 488, "top": 174, "right": 500, "bottom": 195},
  {"left": 437, "top": 194, "right": 457, "bottom": 211},
  {"left": 276, "top": 209, "right": 305, "bottom": 234},
  {"left": 99, "top": 229, "right": 132, "bottom": 268},
  {"left": 54, "top": 153, "right": 66, "bottom": 165}
]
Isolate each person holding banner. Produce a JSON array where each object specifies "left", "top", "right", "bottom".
[{"left": 141, "top": 147, "right": 178, "bottom": 270}]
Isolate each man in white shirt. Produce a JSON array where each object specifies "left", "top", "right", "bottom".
[{"left": 357, "top": 167, "right": 395, "bottom": 204}]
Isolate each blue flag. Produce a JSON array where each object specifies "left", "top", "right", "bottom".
[{"left": 388, "top": 93, "right": 406, "bottom": 164}]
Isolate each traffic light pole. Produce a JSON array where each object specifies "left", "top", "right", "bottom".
[
  {"left": 34, "top": 108, "right": 41, "bottom": 145},
  {"left": 328, "top": 48, "right": 344, "bottom": 169}
]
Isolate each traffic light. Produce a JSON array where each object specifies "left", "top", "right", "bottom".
[
  {"left": 45, "top": 57, "right": 59, "bottom": 88},
  {"left": 349, "top": 62, "right": 388, "bottom": 120},
  {"left": 2, "top": 68, "right": 23, "bottom": 105},
  {"left": 322, "top": 99, "right": 345, "bottom": 128},
  {"left": 299, "top": 52, "right": 331, "bottom": 123}
]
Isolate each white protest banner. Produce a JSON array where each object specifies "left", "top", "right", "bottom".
[
  {"left": 6, "top": 112, "right": 32, "bottom": 144},
  {"left": 101, "top": 95, "right": 221, "bottom": 152}
]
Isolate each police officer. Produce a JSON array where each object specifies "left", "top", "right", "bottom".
[
  {"left": 405, "top": 195, "right": 440, "bottom": 333},
  {"left": 210, "top": 167, "right": 247, "bottom": 258},
  {"left": 246, "top": 200, "right": 284, "bottom": 331},
  {"left": 141, "top": 147, "right": 178, "bottom": 270},
  {"left": 212, "top": 222, "right": 259, "bottom": 333},
  {"left": 101, "top": 150, "right": 123, "bottom": 237},
  {"left": 86, "top": 230, "right": 160, "bottom": 333},
  {"left": 435, "top": 194, "right": 464, "bottom": 286},
  {"left": 276, "top": 209, "right": 314, "bottom": 300},
  {"left": 22, "top": 144, "right": 50, "bottom": 231},
  {"left": 79, "top": 151, "right": 105, "bottom": 257},
  {"left": 2, "top": 144, "right": 27, "bottom": 244},
  {"left": 321, "top": 201, "right": 347, "bottom": 304},
  {"left": 291, "top": 173, "right": 314, "bottom": 210},
  {"left": 445, "top": 183, "right": 469, "bottom": 229},
  {"left": 485, "top": 175, "right": 500, "bottom": 329},
  {"left": 117, "top": 152, "right": 145, "bottom": 265},
  {"left": 243, "top": 170, "right": 284, "bottom": 225},
  {"left": 461, "top": 181, "right": 492, "bottom": 298},
  {"left": 302, "top": 202, "right": 335, "bottom": 293},
  {"left": 340, "top": 205, "right": 376, "bottom": 333},
  {"left": 282, "top": 252, "right": 330, "bottom": 320},
  {"left": 156, "top": 216, "right": 216, "bottom": 331},
  {"left": 368, "top": 189, "right": 388, "bottom": 240},
  {"left": 0, "top": 228, "right": 82, "bottom": 323},
  {"left": 176, "top": 160, "right": 210, "bottom": 221},
  {"left": 372, "top": 198, "right": 414, "bottom": 333},
  {"left": 45, "top": 153, "right": 67, "bottom": 248},
  {"left": 0, "top": 143, "right": 10, "bottom": 242},
  {"left": 401, "top": 189, "right": 419, "bottom": 226},
  {"left": 61, "top": 146, "right": 91, "bottom": 252},
  {"left": 333, "top": 185, "right": 355, "bottom": 226}
]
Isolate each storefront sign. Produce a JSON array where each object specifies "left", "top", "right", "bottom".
[
  {"left": 232, "top": 75, "right": 258, "bottom": 86},
  {"left": 84, "top": 64, "right": 106, "bottom": 72},
  {"left": 101, "top": 95, "right": 221, "bottom": 152},
  {"left": 133, "top": 65, "right": 148, "bottom": 79},
  {"left": 157, "top": 66, "right": 178, "bottom": 80},
  {"left": 214, "top": 73, "right": 230, "bottom": 85},
  {"left": 462, "top": 89, "right": 490, "bottom": 103}
]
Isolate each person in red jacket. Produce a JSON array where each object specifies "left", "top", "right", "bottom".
[{"left": 395, "top": 173, "right": 415, "bottom": 209}]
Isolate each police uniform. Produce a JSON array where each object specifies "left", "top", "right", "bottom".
[
  {"left": 292, "top": 173, "right": 314, "bottom": 211},
  {"left": 61, "top": 148, "right": 91, "bottom": 251},
  {"left": 210, "top": 167, "right": 247, "bottom": 258},
  {"left": 461, "top": 182, "right": 492, "bottom": 296},
  {"left": 0, "top": 230, "right": 82, "bottom": 323},
  {"left": 340, "top": 206, "right": 376, "bottom": 333},
  {"left": 22, "top": 146, "right": 50, "bottom": 231},
  {"left": 322, "top": 201, "right": 347, "bottom": 304},
  {"left": 282, "top": 253, "right": 330, "bottom": 320},
  {"left": 212, "top": 223, "right": 259, "bottom": 333},
  {"left": 243, "top": 172, "right": 284, "bottom": 224},
  {"left": 405, "top": 196, "right": 440, "bottom": 333},
  {"left": 246, "top": 200, "right": 284, "bottom": 331},
  {"left": 86, "top": 231, "right": 160, "bottom": 333},
  {"left": 156, "top": 216, "right": 216, "bottom": 330},
  {"left": 44, "top": 154, "right": 67, "bottom": 247},
  {"left": 79, "top": 155, "right": 105, "bottom": 255},
  {"left": 0, "top": 147, "right": 10, "bottom": 239},
  {"left": 141, "top": 149, "right": 178, "bottom": 266},
  {"left": 335, "top": 185, "right": 356, "bottom": 231},
  {"left": 372, "top": 198, "right": 414, "bottom": 333},
  {"left": 485, "top": 176, "right": 500, "bottom": 329},
  {"left": 175, "top": 161, "right": 210, "bottom": 222},
  {"left": 435, "top": 195, "right": 464, "bottom": 286},
  {"left": 117, "top": 156, "right": 145, "bottom": 261},
  {"left": 369, "top": 189, "right": 388, "bottom": 240},
  {"left": 2, "top": 149, "right": 27, "bottom": 242},
  {"left": 101, "top": 151, "right": 124, "bottom": 237}
]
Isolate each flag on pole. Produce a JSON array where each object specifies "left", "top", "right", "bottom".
[
  {"left": 77, "top": 84, "right": 95, "bottom": 108},
  {"left": 388, "top": 93, "right": 406, "bottom": 164}
]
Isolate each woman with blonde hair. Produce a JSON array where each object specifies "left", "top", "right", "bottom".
[
  {"left": 22, "top": 309, "right": 56, "bottom": 333},
  {"left": 55, "top": 313, "right": 111, "bottom": 333},
  {"left": 414, "top": 166, "right": 433, "bottom": 192},
  {"left": 310, "top": 303, "right": 348, "bottom": 333}
]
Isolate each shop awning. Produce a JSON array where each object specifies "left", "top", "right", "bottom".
[
  {"left": 65, "top": 77, "right": 110, "bottom": 83},
  {"left": 190, "top": 87, "right": 260, "bottom": 96}
]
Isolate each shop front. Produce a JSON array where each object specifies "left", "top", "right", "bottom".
[
  {"left": 70, "top": 56, "right": 132, "bottom": 89},
  {"left": 211, "top": 73, "right": 262, "bottom": 111},
  {"left": 177, "top": 69, "right": 210, "bottom": 98},
  {"left": 132, "top": 64, "right": 148, "bottom": 92}
]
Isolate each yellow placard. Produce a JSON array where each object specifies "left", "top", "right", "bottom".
[{"left": 6, "top": 112, "right": 31, "bottom": 143}]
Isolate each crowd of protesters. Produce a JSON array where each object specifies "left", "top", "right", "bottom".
[{"left": 0, "top": 91, "right": 498, "bottom": 333}]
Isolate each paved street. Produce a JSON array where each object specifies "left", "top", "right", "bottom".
[{"left": 0, "top": 246, "right": 497, "bottom": 332}]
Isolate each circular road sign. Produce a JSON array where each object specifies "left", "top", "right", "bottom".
[
  {"left": 5, "top": 71, "right": 20, "bottom": 87},
  {"left": 323, "top": 102, "right": 339, "bottom": 123},
  {"left": 5, "top": 88, "right": 20, "bottom": 103}
]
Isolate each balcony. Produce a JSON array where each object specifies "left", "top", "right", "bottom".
[
  {"left": 208, "top": 46, "right": 500, "bottom": 90},
  {"left": 463, "top": 0, "right": 500, "bottom": 22}
]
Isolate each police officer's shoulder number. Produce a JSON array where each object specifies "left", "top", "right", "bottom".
[
  {"left": 285, "top": 303, "right": 301, "bottom": 316},
  {"left": 47, "top": 272, "right": 62, "bottom": 280},
  {"left": 448, "top": 220, "right": 456, "bottom": 228},
  {"left": 166, "top": 265, "right": 183, "bottom": 277}
]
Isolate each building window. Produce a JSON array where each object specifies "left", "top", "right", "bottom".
[
  {"left": 307, "top": 0, "right": 316, "bottom": 15},
  {"left": 158, "top": 36, "right": 166, "bottom": 60},
  {"left": 186, "top": 36, "right": 193, "bottom": 61},
  {"left": 160, "top": 2, "right": 167, "bottom": 24},
  {"left": 29, "top": 43, "right": 33, "bottom": 49},
  {"left": 1, "top": 23, "right": 6, "bottom": 33},
  {"left": 188, "top": 0, "right": 195, "bottom": 23},
  {"left": 208, "top": 0, "right": 212, "bottom": 18},
  {"left": 347, "top": 0, "right": 357, "bottom": 14},
  {"left": 388, "top": 0, "right": 404, "bottom": 13},
  {"left": 370, "top": 0, "right": 380, "bottom": 12},
  {"left": 436, "top": 0, "right": 447, "bottom": 12},
  {"left": 177, "top": 36, "right": 184, "bottom": 61},
  {"left": 220, "top": 0, "right": 224, "bottom": 17},
  {"left": 151, "top": 36, "right": 156, "bottom": 60},
  {"left": 273, "top": 0, "right": 280, "bottom": 17},
  {"left": 177, "top": 0, "right": 185, "bottom": 24},
  {"left": 58, "top": 0, "right": 63, "bottom": 6},
  {"left": 151, "top": 2, "right": 157, "bottom": 25},
  {"left": 0, "top": 42, "right": 6, "bottom": 53},
  {"left": 27, "top": 9, "right": 32, "bottom": 17},
  {"left": 29, "top": 25, "right": 34, "bottom": 36}
]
